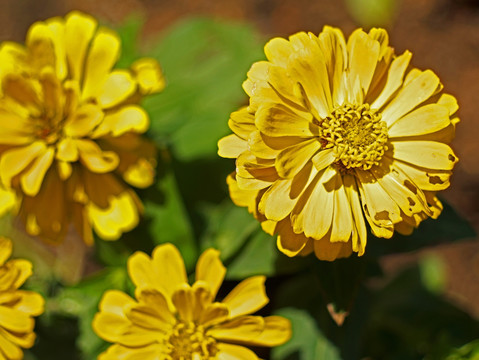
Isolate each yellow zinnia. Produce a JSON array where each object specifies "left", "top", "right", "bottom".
[
  {"left": 0, "top": 237, "right": 44, "bottom": 359},
  {"left": 0, "top": 11, "right": 165, "bottom": 244},
  {"left": 93, "top": 243, "right": 291, "bottom": 359},
  {"left": 218, "top": 27, "right": 459, "bottom": 261}
]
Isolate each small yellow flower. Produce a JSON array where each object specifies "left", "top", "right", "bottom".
[
  {"left": 0, "top": 237, "right": 44, "bottom": 359},
  {"left": 218, "top": 27, "right": 459, "bottom": 261},
  {"left": 0, "top": 11, "right": 165, "bottom": 244},
  {"left": 93, "top": 243, "right": 291, "bottom": 359}
]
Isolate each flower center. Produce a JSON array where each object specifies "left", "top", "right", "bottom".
[
  {"left": 320, "top": 103, "right": 388, "bottom": 171},
  {"left": 165, "top": 321, "right": 218, "bottom": 360}
]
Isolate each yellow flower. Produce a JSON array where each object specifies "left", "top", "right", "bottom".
[
  {"left": 218, "top": 27, "right": 459, "bottom": 261},
  {"left": 93, "top": 243, "right": 291, "bottom": 359},
  {"left": 0, "top": 11, "right": 165, "bottom": 244},
  {"left": 0, "top": 237, "right": 44, "bottom": 359}
]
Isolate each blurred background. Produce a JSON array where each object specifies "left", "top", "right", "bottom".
[{"left": 0, "top": 0, "right": 479, "bottom": 358}]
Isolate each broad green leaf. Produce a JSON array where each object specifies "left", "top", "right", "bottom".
[
  {"left": 143, "top": 17, "right": 264, "bottom": 160},
  {"left": 272, "top": 307, "right": 341, "bottom": 360},
  {"left": 143, "top": 167, "right": 197, "bottom": 270},
  {"left": 200, "top": 201, "right": 258, "bottom": 261}
]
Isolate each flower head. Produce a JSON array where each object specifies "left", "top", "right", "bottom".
[
  {"left": 218, "top": 27, "right": 459, "bottom": 261},
  {"left": 93, "top": 243, "right": 291, "bottom": 359},
  {"left": 0, "top": 11, "right": 165, "bottom": 244},
  {"left": 0, "top": 237, "right": 44, "bottom": 359}
]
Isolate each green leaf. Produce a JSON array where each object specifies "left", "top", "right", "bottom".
[
  {"left": 47, "top": 267, "right": 130, "bottom": 359},
  {"left": 143, "top": 167, "right": 197, "bottom": 270},
  {"left": 225, "top": 228, "right": 307, "bottom": 279},
  {"left": 200, "top": 201, "right": 258, "bottom": 261},
  {"left": 272, "top": 308, "right": 341, "bottom": 360},
  {"left": 143, "top": 17, "right": 264, "bottom": 161}
]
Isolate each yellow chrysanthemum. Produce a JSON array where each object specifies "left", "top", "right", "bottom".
[
  {"left": 93, "top": 243, "right": 291, "bottom": 359},
  {"left": 218, "top": 27, "right": 459, "bottom": 261},
  {"left": 0, "top": 237, "right": 44, "bottom": 359},
  {"left": 0, "top": 11, "right": 165, "bottom": 244}
]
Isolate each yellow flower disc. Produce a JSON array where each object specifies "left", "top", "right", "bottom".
[
  {"left": 0, "top": 11, "right": 165, "bottom": 244},
  {"left": 218, "top": 27, "right": 459, "bottom": 261},
  {"left": 92, "top": 244, "right": 291, "bottom": 359}
]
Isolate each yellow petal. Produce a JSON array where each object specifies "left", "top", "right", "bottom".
[
  {"left": 0, "top": 331, "right": 22, "bottom": 360},
  {"left": 93, "top": 106, "right": 149, "bottom": 139},
  {"left": 99, "top": 290, "right": 135, "bottom": 316},
  {"left": 0, "top": 142, "right": 46, "bottom": 187},
  {"left": 20, "top": 146, "right": 54, "bottom": 196},
  {"left": 12, "top": 291, "right": 44, "bottom": 316},
  {"left": 255, "top": 103, "right": 315, "bottom": 137},
  {"left": 388, "top": 104, "right": 451, "bottom": 138},
  {"left": 151, "top": 243, "right": 188, "bottom": 296},
  {"left": 76, "top": 139, "right": 119, "bottom": 173},
  {"left": 316, "top": 26, "right": 347, "bottom": 105},
  {"left": 97, "top": 70, "right": 136, "bottom": 108},
  {"left": 222, "top": 276, "right": 268, "bottom": 318},
  {"left": 9, "top": 259, "right": 33, "bottom": 289},
  {"left": 229, "top": 107, "right": 256, "bottom": 140},
  {"left": 216, "top": 343, "right": 259, "bottom": 360},
  {"left": 123, "top": 158, "right": 155, "bottom": 189},
  {"left": 0, "top": 306, "right": 33, "bottom": 333},
  {"left": 276, "top": 219, "right": 309, "bottom": 257},
  {"left": 258, "top": 179, "right": 296, "bottom": 221},
  {"left": 88, "top": 191, "right": 139, "bottom": 240},
  {"left": 208, "top": 316, "right": 264, "bottom": 342},
  {"left": 292, "top": 167, "right": 335, "bottom": 239},
  {"left": 356, "top": 172, "right": 399, "bottom": 236},
  {"left": 264, "top": 37, "right": 293, "bottom": 66},
  {"left": 381, "top": 70, "right": 440, "bottom": 126},
  {"left": 343, "top": 175, "right": 367, "bottom": 256},
  {"left": 64, "top": 11, "right": 97, "bottom": 82},
  {"left": 195, "top": 249, "right": 226, "bottom": 299},
  {"left": 200, "top": 303, "right": 229, "bottom": 327},
  {"left": 98, "top": 344, "right": 163, "bottom": 360},
  {"left": 347, "top": 29, "right": 380, "bottom": 95},
  {"left": 392, "top": 159, "right": 451, "bottom": 191},
  {"left": 126, "top": 305, "right": 171, "bottom": 332},
  {"left": 371, "top": 51, "right": 412, "bottom": 110},
  {"left": 56, "top": 138, "right": 79, "bottom": 163},
  {"left": 392, "top": 140, "right": 457, "bottom": 170},
  {"left": 218, "top": 134, "right": 248, "bottom": 159},
  {"left": 313, "top": 236, "right": 353, "bottom": 261},
  {"left": 331, "top": 176, "right": 353, "bottom": 243},
  {"left": 276, "top": 139, "right": 320, "bottom": 178},
  {"left": 0, "top": 238, "right": 12, "bottom": 266},
  {"left": 171, "top": 284, "right": 197, "bottom": 322},
  {"left": 311, "top": 148, "right": 335, "bottom": 172},
  {"left": 0, "top": 189, "right": 16, "bottom": 218},
  {"left": 131, "top": 58, "right": 165, "bottom": 95},
  {"left": 0, "top": 327, "right": 35, "bottom": 349},
  {"left": 136, "top": 288, "right": 175, "bottom": 324},
  {"left": 82, "top": 28, "right": 120, "bottom": 101},
  {"left": 245, "top": 315, "right": 292, "bottom": 346},
  {"left": 64, "top": 104, "right": 104, "bottom": 137},
  {"left": 437, "top": 93, "right": 459, "bottom": 116}
]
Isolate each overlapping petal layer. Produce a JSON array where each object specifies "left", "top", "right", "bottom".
[
  {"left": 219, "top": 26, "right": 458, "bottom": 260},
  {"left": 0, "top": 11, "right": 164, "bottom": 244},
  {"left": 93, "top": 243, "right": 291, "bottom": 359},
  {"left": 0, "top": 237, "right": 44, "bottom": 359}
]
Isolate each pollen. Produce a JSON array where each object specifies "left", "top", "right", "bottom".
[
  {"left": 165, "top": 321, "right": 218, "bottom": 360},
  {"left": 320, "top": 103, "right": 389, "bottom": 171}
]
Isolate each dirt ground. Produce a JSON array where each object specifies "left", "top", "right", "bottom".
[{"left": 0, "top": 0, "right": 478, "bottom": 317}]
